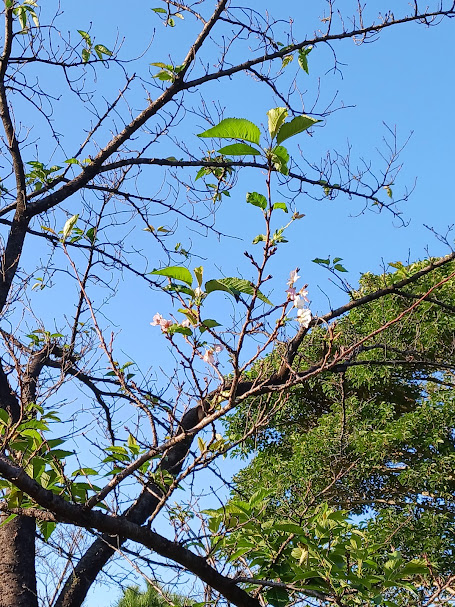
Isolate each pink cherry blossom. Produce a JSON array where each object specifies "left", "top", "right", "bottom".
[
  {"left": 150, "top": 313, "right": 172, "bottom": 332},
  {"left": 151, "top": 313, "right": 163, "bottom": 326},
  {"left": 213, "top": 344, "right": 224, "bottom": 353},
  {"left": 286, "top": 286, "right": 297, "bottom": 300},
  {"left": 203, "top": 349, "right": 215, "bottom": 365},
  {"left": 181, "top": 318, "right": 191, "bottom": 328},
  {"left": 160, "top": 318, "right": 173, "bottom": 332},
  {"left": 287, "top": 268, "right": 300, "bottom": 287}
]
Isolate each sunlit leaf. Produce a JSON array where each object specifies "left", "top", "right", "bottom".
[
  {"left": 198, "top": 118, "right": 261, "bottom": 145},
  {"left": 267, "top": 107, "right": 288, "bottom": 139},
  {"left": 246, "top": 191, "right": 267, "bottom": 210},
  {"left": 150, "top": 266, "right": 193, "bottom": 285},
  {"left": 276, "top": 115, "right": 320, "bottom": 145},
  {"left": 217, "top": 143, "right": 261, "bottom": 156}
]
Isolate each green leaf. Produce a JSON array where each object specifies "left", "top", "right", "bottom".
[
  {"left": 312, "top": 257, "right": 330, "bottom": 266},
  {"left": 94, "top": 44, "right": 112, "bottom": 59},
  {"left": 82, "top": 48, "right": 91, "bottom": 63},
  {"left": 167, "top": 324, "right": 192, "bottom": 336},
  {"left": 281, "top": 54, "right": 293, "bottom": 69},
  {"left": 265, "top": 587, "right": 289, "bottom": 607},
  {"left": 270, "top": 145, "right": 289, "bottom": 174},
  {"left": 334, "top": 264, "right": 348, "bottom": 272},
  {"left": 150, "top": 266, "right": 193, "bottom": 285},
  {"left": 246, "top": 191, "right": 267, "bottom": 210},
  {"left": 200, "top": 319, "right": 221, "bottom": 333},
  {"left": 62, "top": 215, "right": 79, "bottom": 242},
  {"left": 276, "top": 115, "right": 319, "bottom": 145},
  {"left": 152, "top": 7, "right": 167, "bottom": 13},
  {"left": 194, "top": 266, "right": 203, "bottom": 287},
  {"left": 267, "top": 107, "right": 288, "bottom": 139},
  {"left": 85, "top": 227, "right": 96, "bottom": 244},
  {"left": 78, "top": 30, "right": 92, "bottom": 46},
  {"left": 298, "top": 46, "right": 312, "bottom": 74},
  {"left": 37, "top": 520, "right": 56, "bottom": 541},
  {"left": 217, "top": 143, "right": 261, "bottom": 156},
  {"left": 205, "top": 278, "right": 272, "bottom": 305},
  {"left": 273, "top": 202, "right": 288, "bottom": 213},
  {"left": 252, "top": 234, "right": 266, "bottom": 244},
  {"left": 198, "top": 118, "right": 261, "bottom": 145},
  {"left": 153, "top": 70, "right": 173, "bottom": 81}
]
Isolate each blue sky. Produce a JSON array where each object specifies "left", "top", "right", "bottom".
[{"left": 8, "top": 1, "right": 455, "bottom": 604}]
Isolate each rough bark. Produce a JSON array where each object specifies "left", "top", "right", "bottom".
[{"left": 0, "top": 515, "right": 38, "bottom": 607}]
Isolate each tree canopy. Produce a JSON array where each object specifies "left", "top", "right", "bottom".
[{"left": 0, "top": 2, "right": 453, "bottom": 607}]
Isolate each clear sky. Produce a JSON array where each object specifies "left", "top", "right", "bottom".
[{"left": 7, "top": 1, "right": 455, "bottom": 604}]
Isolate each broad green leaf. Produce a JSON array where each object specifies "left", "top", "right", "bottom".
[
  {"left": 205, "top": 277, "right": 272, "bottom": 305},
  {"left": 82, "top": 48, "right": 90, "bottom": 63},
  {"left": 267, "top": 107, "right": 288, "bottom": 139},
  {"left": 252, "top": 234, "right": 266, "bottom": 244},
  {"left": 273, "top": 202, "right": 288, "bottom": 213},
  {"left": 168, "top": 324, "right": 192, "bottom": 336},
  {"left": 246, "top": 191, "right": 267, "bottom": 210},
  {"left": 217, "top": 143, "right": 261, "bottom": 156},
  {"left": 37, "top": 520, "right": 56, "bottom": 541},
  {"left": 334, "top": 263, "right": 348, "bottom": 272},
  {"left": 312, "top": 257, "right": 330, "bottom": 266},
  {"left": 276, "top": 115, "right": 319, "bottom": 145},
  {"left": 150, "top": 266, "right": 193, "bottom": 285},
  {"left": 152, "top": 7, "right": 167, "bottom": 13},
  {"left": 198, "top": 118, "right": 261, "bottom": 145},
  {"left": 62, "top": 215, "right": 79, "bottom": 242}
]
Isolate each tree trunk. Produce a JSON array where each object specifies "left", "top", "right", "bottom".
[{"left": 0, "top": 515, "right": 38, "bottom": 607}]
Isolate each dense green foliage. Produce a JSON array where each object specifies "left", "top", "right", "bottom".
[{"left": 219, "top": 260, "right": 455, "bottom": 604}]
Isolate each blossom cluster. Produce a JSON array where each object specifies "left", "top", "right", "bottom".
[
  {"left": 151, "top": 313, "right": 223, "bottom": 365},
  {"left": 286, "top": 269, "right": 312, "bottom": 328}
]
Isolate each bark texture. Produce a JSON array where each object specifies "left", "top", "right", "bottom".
[{"left": 0, "top": 515, "right": 38, "bottom": 607}]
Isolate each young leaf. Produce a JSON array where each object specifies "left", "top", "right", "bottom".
[
  {"left": 217, "top": 143, "right": 261, "bottom": 156},
  {"left": 150, "top": 266, "right": 193, "bottom": 285},
  {"left": 246, "top": 191, "right": 267, "bottom": 210},
  {"left": 270, "top": 145, "right": 289, "bottom": 174},
  {"left": 334, "top": 263, "right": 348, "bottom": 272},
  {"left": 252, "top": 234, "right": 266, "bottom": 244},
  {"left": 273, "top": 202, "right": 288, "bottom": 213},
  {"left": 276, "top": 115, "right": 320, "bottom": 145},
  {"left": 267, "top": 107, "right": 288, "bottom": 139},
  {"left": 298, "top": 46, "right": 312, "bottom": 74},
  {"left": 62, "top": 215, "right": 79, "bottom": 242},
  {"left": 281, "top": 54, "right": 293, "bottom": 69},
  {"left": 198, "top": 118, "right": 261, "bottom": 145},
  {"left": 94, "top": 44, "right": 113, "bottom": 59},
  {"left": 78, "top": 30, "right": 92, "bottom": 46},
  {"left": 194, "top": 266, "right": 203, "bottom": 287}
]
